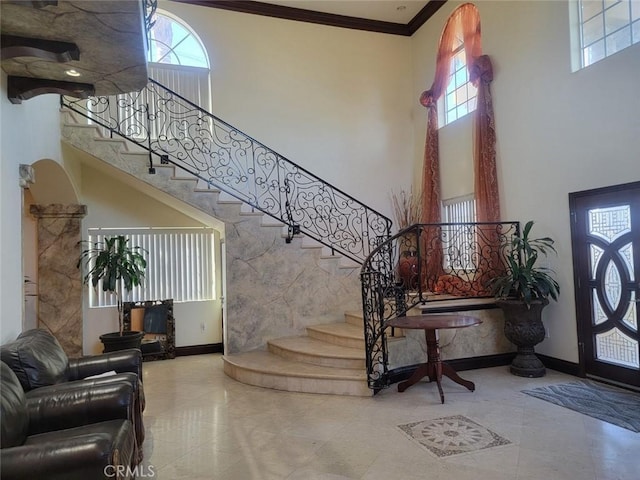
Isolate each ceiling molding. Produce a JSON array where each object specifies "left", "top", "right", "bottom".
[
  {"left": 408, "top": 1, "right": 447, "bottom": 35},
  {"left": 171, "top": 0, "right": 447, "bottom": 36}
]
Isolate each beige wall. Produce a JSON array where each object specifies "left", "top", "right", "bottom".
[
  {"left": 412, "top": 1, "right": 640, "bottom": 362},
  {"left": 81, "top": 162, "right": 205, "bottom": 229},
  {"left": 159, "top": 0, "right": 416, "bottom": 219}
]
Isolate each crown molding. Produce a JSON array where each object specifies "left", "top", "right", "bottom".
[{"left": 171, "top": 0, "right": 447, "bottom": 36}]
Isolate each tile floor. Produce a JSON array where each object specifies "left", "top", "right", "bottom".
[{"left": 141, "top": 354, "right": 640, "bottom": 479}]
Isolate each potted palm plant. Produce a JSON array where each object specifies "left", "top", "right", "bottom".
[
  {"left": 490, "top": 221, "right": 560, "bottom": 377},
  {"left": 78, "top": 235, "right": 147, "bottom": 352}
]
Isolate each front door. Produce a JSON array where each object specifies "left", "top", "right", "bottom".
[{"left": 570, "top": 182, "right": 640, "bottom": 387}]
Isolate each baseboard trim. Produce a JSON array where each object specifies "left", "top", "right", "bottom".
[
  {"left": 387, "top": 352, "right": 515, "bottom": 384},
  {"left": 537, "top": 353, "right": 581, "bottom": 377},
  {"left": 448, "top": 352, "right": 516, "bottom": 371},
  {"left": 175, "top": 343, "right": 223, "bottom": 356}
]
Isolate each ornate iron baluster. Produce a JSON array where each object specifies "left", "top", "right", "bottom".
[
  {"left": 61, "top": 79, "right": 391, "bottom": 264},
  {"left": 360, "top": 222, "right": 520, "bottom": 390}
]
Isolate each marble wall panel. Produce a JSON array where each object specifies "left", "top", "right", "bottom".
[
  {"left": 388, "top": 309, "right": 515, "bottom": 370},
  {"left": 225, "top": 213, "right": 362, "bottom": 353},
  {"left": 30, "top": 204, "right": 87, "bottom": 357}
]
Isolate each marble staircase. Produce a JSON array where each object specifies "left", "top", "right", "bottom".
[
  {"left": 60, "top": 108, "right": 372, "bottom": 396},
  {"left": 222, "top": 310, "right": 372, "bottom": 396}
]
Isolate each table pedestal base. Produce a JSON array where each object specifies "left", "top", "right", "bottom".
[{"left": 397, "top": 329, "right": 475, "bottom": 404}]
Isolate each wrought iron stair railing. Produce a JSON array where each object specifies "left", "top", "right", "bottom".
[
  {"left": 360, "top": 221, "right": 520, "bottom": 390},
  {"left": 61, "top": 79, "right": 391, "bottom": 264}
]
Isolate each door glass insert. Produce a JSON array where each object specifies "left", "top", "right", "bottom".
[
  {"left": 589, "top": 244, "right": 604, "bottom": 279},
  {"left": 588, "top": 205, "right": 631, "bottom": 242},
  {"left": 619, "top": 242, "right": 635, "bottom": 281},
  {"left": 604, "top": 260, "right": 622, "bottom": 311},
  {"left": 592, "top": 289, "right": 608, "bottom": 325},
  {"left": 623, "top": 291, "right": 637, "bottom": 331},
  {"left": 596, "top": 328, "right": 639, "bottom": 369}
]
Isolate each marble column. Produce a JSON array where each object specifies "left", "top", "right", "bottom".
[{"left": 30, "top": 204, "right": 87, "bottom": 357}]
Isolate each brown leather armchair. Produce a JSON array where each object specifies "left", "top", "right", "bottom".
[
  {"left": 1, "top": 361, "right": 136, "bottom": 480},
  {"left": 0, "top": 329, "right": 145, "bottom": 460}
]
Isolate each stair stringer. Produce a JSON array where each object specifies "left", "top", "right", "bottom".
[{"left": 61, "top": 115, "right": 363, "bottom": 355}]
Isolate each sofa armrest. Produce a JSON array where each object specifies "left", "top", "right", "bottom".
[
  {"left": 0, "top": 428, "right": 134, "bottom": 480},
  {"left": 67, "top": 349, "right": 143, "bottom": 380},
  {"left": 26, "top": 382, "right": 135, "bottom": 436}
]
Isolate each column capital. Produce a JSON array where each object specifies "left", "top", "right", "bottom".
[{"left": 30, "top": 203, "right": 87, "bottom": 219}]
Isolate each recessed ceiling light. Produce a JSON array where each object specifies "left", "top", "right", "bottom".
[
  {"left": 397, "top": 5, "right": 407, "bottom": 11},
  {"left": 65, "top": 69, "right": 81, "bottom": 77}
]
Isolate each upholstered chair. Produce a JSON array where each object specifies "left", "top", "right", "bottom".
[
  {"left": 1, "top": 361, "right": 136, "bottom": 479},
  {"left": 0, "top": 329, "right": 145, "bottom": 460}
]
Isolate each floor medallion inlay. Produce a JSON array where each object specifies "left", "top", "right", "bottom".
[{"left": 397, "top": 414, "right": 511, "bottom": 457}]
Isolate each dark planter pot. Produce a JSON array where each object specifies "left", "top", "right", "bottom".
[
  {"left": 398, "top": 252, "right": 419, "bottom": 290},
  {"left": 498, "top": 299, "right": 549, "bottom": 378},
  {"left": 99, "top": 331, "right": 145, "bottom": 353}
]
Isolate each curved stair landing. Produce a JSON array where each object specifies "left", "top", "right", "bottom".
[{"left": 223, "top": 313, "right": 371, "bottom": 396}]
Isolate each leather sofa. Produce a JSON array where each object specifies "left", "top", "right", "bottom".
[
  {"left": 1, "top": 361, "right": 136, "bottom": 479},
  {"left": 0, "top": 329, "right": 145, "bottom": 460}
]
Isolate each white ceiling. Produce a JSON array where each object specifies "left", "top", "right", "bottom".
[{"left": 262, "top": 1, "right": 430, "bottom": 24}]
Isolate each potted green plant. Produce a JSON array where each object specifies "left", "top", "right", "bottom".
[
  {"left": 78, "top": 235, "right": 147, "bottom": 352},
  {"left": 490, "top": 221, "right": 560, "bottom": 377}
]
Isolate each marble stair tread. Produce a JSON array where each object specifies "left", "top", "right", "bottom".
[
  {"left": 268, "top": 336, "right": 365, "bottom": 369},
  {"left": 222, "top": 351, "right": 371, "bottom": 396},
  {"left": 306, "top": 322, "right": 365, "bottom": 349},
  {"left": 344, "top": 311, "right": 364, "bottom": 326}
]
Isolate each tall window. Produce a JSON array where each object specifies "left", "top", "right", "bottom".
[
  {"left": 442, "top": 195, "right": 477, "bottom": 270},
  {"left": 87, "top": 228, "right": 215, "bottom": 308},
  {"left": 579, "top": 0, "right": 640, "bottom": 67},
  {"left": 442, "top": 37, "right": 478, "bottom": 127}
]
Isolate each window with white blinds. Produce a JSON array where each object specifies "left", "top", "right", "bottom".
[
  {"left": 87, "top": 228, "right": 215, "bottom": 307},
  {"left": 149, "top": 63, "right": 211, "bottom": 112},
  {"left": 442, "top": 195, "right": 477, "bottom": 270}
]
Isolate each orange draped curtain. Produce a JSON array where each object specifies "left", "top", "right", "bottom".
[{"left": 419, "top": 3, "right": 500, "bottom": 292}]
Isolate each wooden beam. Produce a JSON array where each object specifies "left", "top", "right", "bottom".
[
  {"left": 1, "top": 35, "right": 80, "bottom": 62},
  {"left": 7, "top": 76, "right": 93, "bottom": 104},
  {"left": 3, "top": 1, "right": 58, "bottom": 8}
]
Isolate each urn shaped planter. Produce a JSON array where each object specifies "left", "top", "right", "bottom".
[
  {"left": 99, "top": 331, "right": 145, "bottom": 353},
  {"left": 498, "top": 299, "right": 548, "bottom": 377}
]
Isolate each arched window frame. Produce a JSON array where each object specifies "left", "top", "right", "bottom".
[
  {"left": 145, "top": 9, "right": 212, "bottom": 111},
  {"left": 147, "top": 9, "right": 210, "bottom": 69}
]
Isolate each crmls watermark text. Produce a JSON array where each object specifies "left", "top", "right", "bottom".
[{"left": 104, "top": 465, "right": 156, "bottom": 478}]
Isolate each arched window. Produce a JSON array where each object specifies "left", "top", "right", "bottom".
[
  {"left": 419, "top": 3, "right": 500, "bottom": 291},
  {"left": 147, "top": 10, "right": 209, "bottom": 68},
  {"left": 442, "top": 34, "right": 478, "bottom": 127},
  {"left": 146, "top": 10, "right": 211, "bottom": 110}
]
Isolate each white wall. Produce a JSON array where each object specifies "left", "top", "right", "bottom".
[
  {"left": 0, "top": 73, "right": 62, "bottom": 343},
  {"left": 412, "top": 1, "right": 640, "bottom": 363},
  {"left": 159, "top": 0, "right": 416, "bottom": 219}
]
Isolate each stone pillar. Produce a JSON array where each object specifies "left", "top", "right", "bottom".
[{"left": 30, "top": 204, "right": 87, "bottom": 357}]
